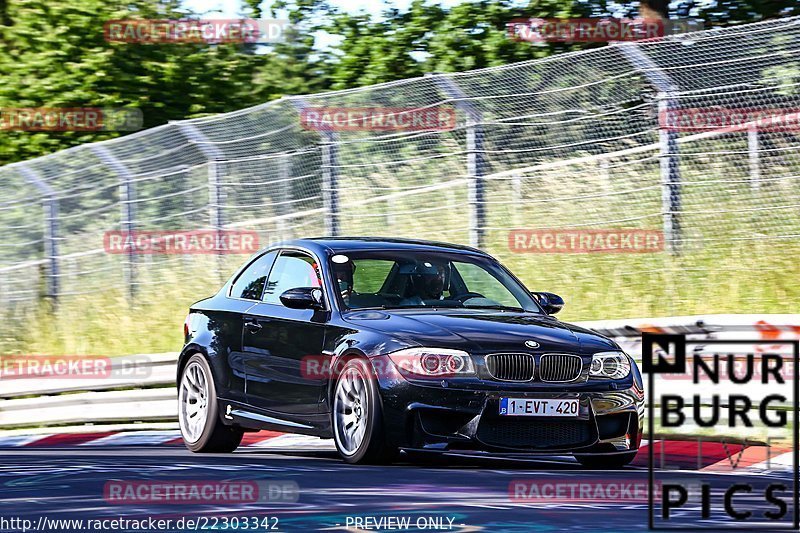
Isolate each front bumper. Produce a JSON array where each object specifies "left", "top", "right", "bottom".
[{"left": 373, "top": 356, "right": 645, "bottom": 455}]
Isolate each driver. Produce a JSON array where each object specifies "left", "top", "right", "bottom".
[
  {"left": 404, "top": 262, "right": 448, "bottom": 304},
  {"left": 332, "top": 257, "right": 355, "bottom": 303}
]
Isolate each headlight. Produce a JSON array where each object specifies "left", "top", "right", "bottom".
[
  {"left": 589, "top": 351, "right": 631, "bottom": 380},
  {"left": 387, "top": 347, "right": 475, "bottom": 378}
]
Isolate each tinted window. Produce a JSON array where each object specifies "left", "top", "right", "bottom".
[
  {"left": 263, "top": 251, "right": 321, "bottom": 305},
  {"left": 230, "top": 251, "right": 277, "bottom": 300}
]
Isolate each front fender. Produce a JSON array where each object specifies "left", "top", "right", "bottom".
[{"left": 323, "top": 329, "right": 416, "bottom": 409}]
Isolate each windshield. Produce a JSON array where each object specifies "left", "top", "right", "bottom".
[{"left": 329, "top": 250, "right": 541, "bottom": 312}]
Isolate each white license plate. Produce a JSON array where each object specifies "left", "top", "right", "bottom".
[{"left": 499, "top": 398, "right": 579, "bottom": 417}]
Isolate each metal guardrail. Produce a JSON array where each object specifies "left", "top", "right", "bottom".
[
  {"left": 0, "top": 352, "right": 178, "bottom": 399},
  {"left": 0, "top": 388, "right": 177, "bottom": 428},
  {"left": 0, "top": 352, "right": 179, "bottom": 430},
  {"left": 0, "top": 315, "right": 797, "bottom": 431}
]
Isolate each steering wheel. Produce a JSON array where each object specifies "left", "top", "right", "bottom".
[{"left": 454, "top": 292, "right": 485, "bottom": 303}]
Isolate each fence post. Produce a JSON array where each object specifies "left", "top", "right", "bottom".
[
  {"left": 176, "top": 123, "right": 225, "bottom": 230},
  {"left": 321, "top": 131, "right": 340, "bottom": 236},
  {"left": 91, "top": 145, "right": 137, "bottom": 298},
  {"left": 289, "top": 98, "right": 340, "bottom": 236},
  {"left": 206, "top": 160, "right": 225, "bottom": 231},
  {"left": 618, "top": 44, "right": 682, "bottom": 254},
  {"left": 748, "top": 126, "right": 760, "bottom": 189},
  {"left": 658, "top": 95, "right": 682, "bottom": 253},
  {"left": 175, "top": 122, "right": 227, "bottom": 276},
  {"left": 19, "top": 166, "right": 59, "bottom": 301},
  {"left": 428, "top": 73, "right": 486, "bottom": 249},
  {"left": 275, "top": 155, "right": 292, "bottom": 241}
]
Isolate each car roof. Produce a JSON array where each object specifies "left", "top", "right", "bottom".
[{"left": 277, "top": 237, "right": 490, "bottom": 257}]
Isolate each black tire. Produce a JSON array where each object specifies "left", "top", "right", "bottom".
[
  {"left": 332, "top": 358, "right": 398, "bottom": 464},
  {"left": 575, "top": 451, "right": 638, "bottom": 469},
  {"left": 179, "top": 354, "right": 243, "bottom": 453}
]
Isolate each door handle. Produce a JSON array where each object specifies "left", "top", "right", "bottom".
[{"left": 244, "top": 321, "right": 262, "bottom": 334}]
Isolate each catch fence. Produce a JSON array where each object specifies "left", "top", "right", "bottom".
[{"left": 2, "top": 17, "right": 800, "bottom": 321}]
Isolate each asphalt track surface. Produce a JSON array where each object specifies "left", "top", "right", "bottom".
[{"left": 0, "top": 445, "right": 796, "bottom": 533}]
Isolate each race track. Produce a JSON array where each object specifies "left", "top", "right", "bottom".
[{"left": 0, "top": 439, "right": 795, "bottom": 532}]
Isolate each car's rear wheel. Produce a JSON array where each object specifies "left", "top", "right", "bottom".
[
  {"left": 575, "top": 451, "right": 637, "bottom": 469},
  {"left": 332, "top": 358, "right": 397, "bottom": 464},
  {"left": 179, "top": 354, "right": 243, "bottom": 453}
]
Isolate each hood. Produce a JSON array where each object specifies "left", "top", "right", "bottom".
[{"left": 343, "top": 309, "right": 618, "bottom": 355}]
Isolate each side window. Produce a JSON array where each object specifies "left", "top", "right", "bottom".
[
  {"left": 351, "top": 259, "right": 394, "bottom": 293},
  {"left": 229, "top": 251, "right": 278, "bottom": 300},
  {"left": 263, "top": 251, "right": 322, "bottom": 305}
]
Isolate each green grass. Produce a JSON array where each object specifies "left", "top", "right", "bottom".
[
  {"left": 0, "top": 267, "right": 221, "bottom": 356},
  {"left": 1, "top": 237, "right": 797, "bottom": 356}
]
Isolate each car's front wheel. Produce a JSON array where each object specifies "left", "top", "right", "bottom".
[
  {"left": 332, "top": 358, "right": 397, "bottom": 464},
  {"left": 575, "top": 451, "right": 638, "bottom": 469},
  {"left": 179, "top": 354, "right": 243, "bottom": 453}
]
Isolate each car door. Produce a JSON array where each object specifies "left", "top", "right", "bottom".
[
  {"left": 241, "top": 249, "right": 328, "bottom": 416},
  {"left": 221, "top": 250, "right": 278, "bottom": 403}
]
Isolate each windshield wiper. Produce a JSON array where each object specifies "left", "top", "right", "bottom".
[
  {"left": 464, "top": 305, "right": 526, "bottom": 312},
  {"left": 346, "top": 305, "right": 427, "bottom": 311}
]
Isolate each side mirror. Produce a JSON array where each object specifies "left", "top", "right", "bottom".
[
  {"left": 280, "top": 287, "right": 324, "bottom": 310},
  {"left": 532, "top": 291, "right": 564, "bottom": 315}
]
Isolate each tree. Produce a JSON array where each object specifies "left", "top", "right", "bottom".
[{"left": 0, "top": 0, "right": 313, "bottom": 164}]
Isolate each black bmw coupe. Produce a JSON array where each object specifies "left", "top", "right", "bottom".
[{"left": 178, "top": 237, "right": 644, "bottom": 466}]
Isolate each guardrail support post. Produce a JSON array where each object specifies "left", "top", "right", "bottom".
[
  {"left": 618, "top": 44, "right": 682, "bottom": 254},
  {"left": 19, "top": 166, "right": 59, "bottom": 301},
  {"left": 428, "top": 73, "right": 486, "bottom": 249},
  {"left": 91, "top": 146, "right": 137, "bottom": 298}
]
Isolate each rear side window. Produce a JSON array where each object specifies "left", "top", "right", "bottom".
[
  {"left": 262, "top": 250, "right": 321, "bottom": 305},
  {"left": 229, "top": 251, "right": 277, "bottom": 300}
]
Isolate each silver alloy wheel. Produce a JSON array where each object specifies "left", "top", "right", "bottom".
[
  {"left": 333, "top": 365, "right": 369, "bottom": 456},
  {"left": 179, "top": 361, "right": 209, "bottom": 443}
]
